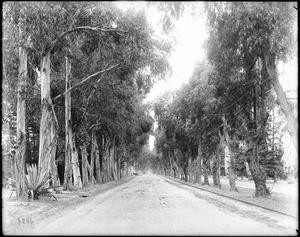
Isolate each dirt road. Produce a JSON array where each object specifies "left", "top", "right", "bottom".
[{"left": 17, "top": 174, "right": 297, "bottom": 235}]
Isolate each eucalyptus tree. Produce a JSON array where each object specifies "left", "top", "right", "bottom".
[
  {"left": 3, "top": 2, "right": 37, "bottom": 198},
  {"left": 205, "top": 2, "right": 297, "bottom": 196},
  {"left": 2, "top": 3, "right": 19, "bottom": 191},
  {"left": 69, "top": 5, "right": 172, "bottom": 185},
  {"left": 3, "top": 1, "right": 172, "bottom": 195}
]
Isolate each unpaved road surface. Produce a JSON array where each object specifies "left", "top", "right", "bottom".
[{"left": 15, "top": 174, "right": 298, "bottom": 235}]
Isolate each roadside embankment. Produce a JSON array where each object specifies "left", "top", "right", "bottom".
[{"left": 162, "top": 175, "right": 298, "bottom": 218}]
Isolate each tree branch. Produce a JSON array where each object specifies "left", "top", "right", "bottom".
[
  {"left": 50, "top": 26, "right": 128, "bottom": 53},
  {"left": 53, "top": 63, "right": 119, "bottom": 101},
  {"left": 89, "top": 123, "right": 101, "bottom": 131},
  {"left": 82, "top": 60, "right": 113, "bottom": 118}
]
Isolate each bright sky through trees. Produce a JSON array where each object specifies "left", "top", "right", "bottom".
[
  {"left": 144, "top": 13, "right": 207, "bottom": 103},
  {"left": 114, "top": 2, "right": 298, "bottom": 151}
]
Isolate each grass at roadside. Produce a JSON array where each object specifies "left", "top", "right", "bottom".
[
  {"left": 164, "top": 176, "right": 298, "bottom": 218},
  {"left": 2, "top": 176, "right": 135, "bottom": 234}
]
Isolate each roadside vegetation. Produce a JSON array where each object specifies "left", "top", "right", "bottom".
[
  {"left": 2, "top": 2, "right": 172, "bottom": 199},
  {"left": 151, "top": 2, "right": 298, "bottom": 197}
]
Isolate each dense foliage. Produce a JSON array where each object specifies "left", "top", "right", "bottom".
[
  {"left": 2, "top": 2, "right": 171, "bottom": 192},
  {"left": 153, "top": 2, "right": 297, "bottom": 196}
]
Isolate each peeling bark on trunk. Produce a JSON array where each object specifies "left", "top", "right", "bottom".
[
  {"left": 38, "top": 51, "right": 56, "bottom": 185},
  {"left": 15, "top": 43, "right": 28, "bottom": 198},
  {"left": 222, "top": 115, "right": 238, "bottom": 192},
  {"left": 64, "top": 57, "right": 82, "bottom": 189},
  {"left": 80, "top": 145, "right": 89, "bottom": 187}
]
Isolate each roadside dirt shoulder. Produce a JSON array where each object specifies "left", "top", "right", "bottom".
[
  {"left": 161, "top": 176, "right": 298, "bottom": 234},
  {"left": 2, "top": 176, "right": 135, "bottom": 235}
]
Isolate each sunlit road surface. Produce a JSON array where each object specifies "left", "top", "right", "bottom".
[{"left": 28, "top": 174, "right": 296, "bottom": 235}]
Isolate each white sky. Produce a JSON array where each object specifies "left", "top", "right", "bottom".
[
  {"left": 143, "top": 4, "right": 207, "bottom": 104},
  {"left": 115, "top": 2, "right": 298, "bottom": 151}
]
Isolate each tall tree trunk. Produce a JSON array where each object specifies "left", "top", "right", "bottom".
[
  {"left": 215, "top": 127, "right": 225, "bottom": 188},
  {"left": 171, "top": 156, "right": 180, "bottom": 179},
  {"left": 247, "top": 149, "right": 270, "bottom": 197},
  {"left": 89, "top": 141, "right": 95, "bottom": 184},
  {"left": 70, "top": 134, "right": 82, "bottom": 189},
  {"left": 101, "top": 135, "right": 111, "bottom": 183},
  {"left": 195, "top": 136, "right": 203, "bottom": 185},
  {"left": 38, "top": 51, "right": 57, "bottom": 185},
  {"left": 168, "top": 153, "right": 175, "bottom": 178},
  {"left": 264, "top": 54, "right": 298, "bottom": 155},
  {"left": 125, "top": 162, "right": 129, "bottom": 177},
  {"left": 222, "top": 115, "right": 238, "bottom": 192},
  {"left": 203, "top": 158, "right": 210, "bottom": 186},
  {"left": 117, "top": 150, "right": 121, "bottom": 179},
  {"left": 80, "top": 144, "right": 89, "bottom": 187},
  {"left": 63, "top": 57, "right": 73, "bottom": 190},
  {"left": 187, "top": 155, "right": 192, "bottom": 182},
  {"left": 183, "top": 164, "right": 188, "bottom": 182},
  {"left": 15, "top": 42, "right": 28, "bottom": 198},
  {"left": 212, "top": 151, "right": 221, "bottom": 188},
  {"left": 107, "top": 141, "right": 112, "bottom": 181},
  {"left": 50, "top": 114, "right": 59, "bottom": 186},
  {"left": 92, "top": 131, "right": 101, "bottom": 183},
  {"left": 64, "top": 57, "right": 82, "bottom": 189},
  {"left": 8, "top": 116, "right": 16, "bottom": 180},
  {"left": 110, "top": 137, "right": 116, "bottom": 180},
  {"left": 50, "top": 137, "right": 59, "bottom": 186},
  {"left": 216, "top": 148, "right": 222, "bottom": 188},
  {"left": 247, "top": 82, "right": 270, "bottom": 197}
]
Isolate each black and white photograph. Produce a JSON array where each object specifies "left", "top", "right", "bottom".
[{"left": 2, "top": 1, "right": 298, "bottom": 235}]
